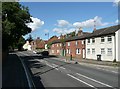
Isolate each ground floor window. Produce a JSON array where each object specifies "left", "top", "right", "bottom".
[
  {"left": 101, "top": 48, "right": 105, "bottom": 55},
  {"left": 76, "top": 48, "right": 81, "bottom": 54},
  {"left": 87, "top": 48, "right": 90, "bottom": 54},
  {"left": 107, "top": 48, "right": 112, "bottom": 56}
]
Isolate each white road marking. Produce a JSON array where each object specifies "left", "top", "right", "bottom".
[
  {"left": 60, "top": 67, "right": 66, "bottom": 69},
  {"left": 76, "top": 73, "right": 114, "bottom": 88},
  {"left": 67, "top": 74, "right": 97, "bottom": 89}
]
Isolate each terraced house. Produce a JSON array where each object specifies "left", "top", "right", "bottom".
[
  {"left": 85, "top": 25, "right": 120, "bottom": 62},
  {"left": 50, "top": 25, "right": 120, "bottom": 62}
]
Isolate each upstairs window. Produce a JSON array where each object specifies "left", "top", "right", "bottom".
[
  {"left": 68, "top": 42, "right": 70, "bottom": 46},
  {"left": 88, "top": 39, "right": 90, "bottom": 43},
  {"left": 107, "top": 36, "right": 112, "bottom": 42},
  {"left": 76, "top": 41, "right": 78, "bottom": 46},
  {"left": 101, "top": 37, "right": 105, "bottom": 42},
  {"left": 92, "top": 38, "right": 95, "bottom": 43}
]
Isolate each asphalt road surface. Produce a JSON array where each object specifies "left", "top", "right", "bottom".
[{"left": 17, "top": 51, "right": 119, "bottom": 89}]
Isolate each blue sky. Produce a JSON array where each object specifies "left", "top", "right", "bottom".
[{"left": 20, "top": 2, "right": 119, "bottom": 40}]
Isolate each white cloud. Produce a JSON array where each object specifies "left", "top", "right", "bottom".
[
  {"left": 26, "top": 17, "right": 44, "bottom": 31},
  {"left": 73, "top": 16, "right": 109, "bottom": 28},
  {"left": 113, "top": 0, "right": 120, "bottom": 6},
  {"left": 115, "top": 19, "right": 120, "bottom": 24},
  {"left": 53, "top": 28, "right": 75, "bottom": 35},
  {"left": 44, "top": 29, "right": 49, "bottom": 33},
  {"left": 56, "top": 20, "right": 71, "bottom": 27}
]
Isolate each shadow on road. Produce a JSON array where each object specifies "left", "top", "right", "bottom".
[{"left": 20, "top": 54, "right": 71, "bottom": 88}]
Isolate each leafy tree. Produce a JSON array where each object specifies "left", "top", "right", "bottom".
[
  {"left": 26, "top": 34, "right": 33, "bottom": 43},
  {"left": 2, "top": 2, "right": 32, "bottom": 50}
]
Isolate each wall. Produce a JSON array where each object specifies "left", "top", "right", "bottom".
[
  {"left": 86, "top": 35, "right": 115, "bottom": 61},
  {"left": 116, "top": 29, "right": 120, "bottom": 61}
]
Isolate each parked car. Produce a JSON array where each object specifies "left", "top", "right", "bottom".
[{"left": 41, "top": 51, "right": 49, "bottom": 56}]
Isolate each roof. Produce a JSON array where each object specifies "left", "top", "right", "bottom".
[
  {"left": 85, "top": 25, "right": 120, "bottom": 38},
  {"left": 51, "top": 25, "right": 120, "bottom": 44}
]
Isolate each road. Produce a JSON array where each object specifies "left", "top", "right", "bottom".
[{"left": 17, "top": 51, "right": 119, "bottom": 89}]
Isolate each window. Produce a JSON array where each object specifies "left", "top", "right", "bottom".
[
  {"left": 52, "top": 44, "right": 54, "bottom": 47},
  {"left": 76, "top": 48, "right": 81, "bottom": 54},
  {"left": 107, "top": 36, "right": 112, "bottom": 42},
  {"left": 88, "top": 39, "right": 90, "bottom": 43},
  {"left": 92, "top": 38, "right": 95, "bottom": 43},
  {"left": 76, "top": 41, "right": 78, "bottom": 46},
  {"left": 87, "top": 48, "right": 90, "bottom": 54},
  {"left": 101, "top": 48, "right": 105, "bottom": 54},
  {"left": 82, "top": 40, "right": 85, "bottom": 44},
  {"left": 92, "top": 48, "right": 95, "bottom": 54},
  {"left": 52, "top": 50, "right": 54, "bottom": 53},
  {"left": 60, "top": 43, "right": 62, "bottom": 47},
  {"left": 57, "top": 50, "right": 59, "bottom": 53},
  {"left": 107, "top": 48, "right": 112, "bottom": 56},
  {"left": 101, "top": 37, "right": 105, "bottom": 42},
  {"left": 67, "top": 49, "right": 70, "bottom": 54},
  {"left": 68, "top": 42, "right": 70, "bottom": 46}
]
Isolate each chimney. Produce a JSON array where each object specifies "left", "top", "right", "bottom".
[
  {"left": 93, "top": 20, "right": 96, "bottom": 32},
  {"left": 78, "top": 27, "right": 83, "bottom": 36}
]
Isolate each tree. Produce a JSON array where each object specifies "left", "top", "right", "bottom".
[
  {"left": 2, "top": 2, "right": 32, "bottom": 50},
  {"left": 26, "top": 34, "right": 33, "bottom": 43}
]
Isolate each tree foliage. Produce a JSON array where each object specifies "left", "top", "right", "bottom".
[{"left": 2, "top": 2, "right": 32, "bottom": 50}]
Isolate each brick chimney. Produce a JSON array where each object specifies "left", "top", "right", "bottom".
[
  {"left": 78, "top": 27, "right": 83, "bottom": 36},
  {"left": 93, "top": 20, "right": 96, "bottom": 32}
]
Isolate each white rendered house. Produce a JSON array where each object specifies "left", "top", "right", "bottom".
[{"left": 85, "top": 25, "right": 120, "bottom": 61}]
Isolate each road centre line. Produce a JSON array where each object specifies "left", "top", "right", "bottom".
[
  {"left": 67, "top": 74, "right": 97, "bottom": 89},
  {"left": 76, "top": 73, "right": 114, "bottom": 88}
]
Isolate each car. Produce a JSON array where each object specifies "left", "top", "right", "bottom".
[{"left": 41, "top": 51, "right": 49, "bottom": 56}]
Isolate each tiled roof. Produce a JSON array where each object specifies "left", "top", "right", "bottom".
[
  {"left": 51, "top": 25, "right": 120, "bottom": 44},
  {"left": 85, "top": 25, "right": 120, "bottom": 38}
]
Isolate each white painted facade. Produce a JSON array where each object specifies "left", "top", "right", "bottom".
[
  {"left": 85, "top": 35, "right": 116, "bottom": 61},
  {"left": 115, "top": 29, "right": 120, "bottom": 61}
]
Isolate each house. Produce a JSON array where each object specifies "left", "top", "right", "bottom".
[
  {"left": 85, "top": 25, "right": 120, "bottom": 61},
  {"left": 65, "top": 29, "right": 90, "bottom": 59},
  {"left": 50, "top": 28, "right": 90, "bottom": 59},
  {"left": 23, "top": 41, "right": 32, "bottom": 51},
  {"left": 30, "top": 37, "right": 48, "bottom": 51},
  {"left": 49, "top": 35, "right": 64, "bottom": 56}
]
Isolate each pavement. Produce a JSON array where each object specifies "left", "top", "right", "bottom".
[
  {"left": 56, "top": 55, "right": 120, "bottom": 67},
  {"left": 2, "top": 53, "right": 29, "bottom": 88}
]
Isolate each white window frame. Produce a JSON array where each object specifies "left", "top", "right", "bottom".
[
  {"left": 107, "top": 48, "right": 112, "bottom": 56},
  {"left": 88, "top": 39, "right": 90, "bottom": 43},
  {"left": 101, "top": 48, "right": 105, "bottom": 55},
  {"left": 76, "top": 41, "right": 78, "bottom": 46},
  {"left": 101, "top": 37, "right": 105, "bottom": 42},
  {"left": 107, "top": 36, "right": 112, "bottom": 42},
  {"left": 92, "top": 38, "right": 95, "bottom": 43},
  {"left": 76, "top": 48, "right": 81, "bottom": 54},
  {"left": 68, "top": 42, "right": 70, "bottom": 46},
  {"left": 87, "top": 48, "right": 90, "bottom": 54},
  {"left": 92, "top": 48, "right": 95, "bottom": 54}
]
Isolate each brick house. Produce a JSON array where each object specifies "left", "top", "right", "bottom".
[
  {"left": 50, "top": 29, "right": 90, "bottom": 59},
  {"left": 30, "top": 37, "right": 48, "bottom": 51},
  {"left": 65, "top": 30, "right": 89, "bottom": 59}
]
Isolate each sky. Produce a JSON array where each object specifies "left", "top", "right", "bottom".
[{"left": 20, "top": 1, "right": 119, "bottom": 40}]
